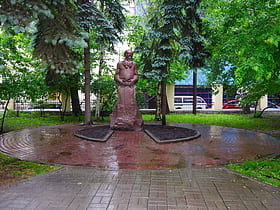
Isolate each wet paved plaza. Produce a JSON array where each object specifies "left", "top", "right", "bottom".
[
  {"left": 0, "top": 123, "right": 280, "bottom": 209},
  {"left": 0, "top": 123, "right": 279, "bottom": 169}
]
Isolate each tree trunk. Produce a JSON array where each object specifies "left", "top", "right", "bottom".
[
  {"left": 0, "top": 98, "right": 10, "bottom": 133},
  {"left": 61, "top": 91, "right": 70, "bottom": 121},
  {"left": 155, "top": 83, "right": 162, "bottom": 121},
  {"left": 192, "top": 69, "right": 197, "bottom": 115},
  {"left": 161, "top": 80, "right": 167, "bottom": 125},
  {"left": 84, "top": 38, "right": 92, "bottom": 124},
  {"left": 68, "top": 73, "right": 82, "bottom": 116},
  {"left": 95, "top": 44, "right": 105, "bottom": 121},
  {"left": 242, "top": 105, "right": 251, "bottom": 114},
  {"left": 70, "top": 86, "right": 82, "bottom": 116}
]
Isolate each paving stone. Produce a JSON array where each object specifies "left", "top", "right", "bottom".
[
  {"left": 1, "top": 123, "right": 280, "bottom": 210},
  {"left": 205, "top": 200, "right": 228, "bottom": 210},
  {"left": 2, "top": 166, "right": 279, "bottom": 209}
]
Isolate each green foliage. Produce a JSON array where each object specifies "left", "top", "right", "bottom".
[
  {"left": 0, "top": 0, "right": 129, "bottom": 125},
  {"left": 125, "top": 15, "right": 146, "bottom": 48},
  {"left": 46, "top": 72, "right": 82, "bottom": 97},
  {"left": 1, "top": 0, "right": 127, "bottom": 68},
  {"left": 2, "top": 111, "right": 82, "bottom": 132},
  {"left": 136, "top": 76, "right": 158, "bottom": 98},
  {"left": 136, "top": 0, "right": 206, "bottom": 82},
  {"left": 203, "top": 0, "right": 280, "bottom": 106},
  {"left": 0, "top": 28, "right": 52, "bottom": 132},
  {"left": 78, "top": 0, "right": 126, "bottom": 50},
  {"left": 228, "top": 158, "right": 280, "bottom": 187},
  {"left": 91, "top": 74, "right": 117, "bottom": 112},
  {"left": 101, "top": 0, "right": 126, "bottom": 34},
  {"left": 1, "top": 0, "right": 127, "bottom": 84},
  {"left": 1, "top": 1, "right": 86, "bottom": 113},
  {"left": 32, "top": 1, "right": 83, "bottom": 74},
  {"left": 0, "top": 0, "right": 57, "bottom": 32},
  {"left": 0, "top": 30, "right": 47, "bottom": 101}
]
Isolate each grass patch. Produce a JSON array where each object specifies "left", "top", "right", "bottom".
[
  {"left": 168, "top": 113, "right": 279, "bottom": 131},
  {"left": 0, "top": 111, "right": 81, "bottom": 186},
  {"left": 143, "top": 113, "right": 280, "bottom": 132},
  {"left": 0, "top": 153, "right": 61, "bottom": 186},
  {"left": 2, "top": 111, "right": 82, "bottom": 132},
  {"left": 227, "top": 158, "right": 280, "bottom": 187}
]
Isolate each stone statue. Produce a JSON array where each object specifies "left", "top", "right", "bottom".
[{"left": 110, "top": 50, "right": 143, "bottom": 131}]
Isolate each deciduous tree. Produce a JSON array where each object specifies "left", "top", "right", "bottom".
[{"left": 0, "top": 30, "right": 46, "bottom": 132}]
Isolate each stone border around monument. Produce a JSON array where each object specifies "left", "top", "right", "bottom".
[
  {"left": 74, "top": 125, "right": 113, "bottom": 142},
  {"left": 75, "top": 124, "right": 201, "bottom": 144},
  {"left": 144, "top": 125, "right": 201, "bottom": 144}
]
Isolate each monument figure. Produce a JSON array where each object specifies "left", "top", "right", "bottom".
[{"left": 110, "top": 50, "right": 144, "bottom": 131}]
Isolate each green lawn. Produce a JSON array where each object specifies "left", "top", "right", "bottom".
[
  {"left": 3, "top": 111, "right": 82, "bottom": 132},
  {"left": 228, "top": 158, "right": 280, "bottom": 187},
  {"left": 1, "top": 111, "right": 280, "bottom": 187},
  {"left": 0, "top": 153, "right": 61, "bottom": 186},
  {"left": 143, "top": 113, "right": 280, "bottom": 132},
  {"left": 0, "top": 111, "right": 81, "bottom": 186}
]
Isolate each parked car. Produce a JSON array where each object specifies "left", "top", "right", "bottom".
[
  {"left": 223, "top": 100, "right": 240, "bottom": 109},
  {"left": 223, "top": 100, "right": 280, "bottom": 109},
  {"left": 174, "top": 96, "right": 207, "bottom": 110},
  {"left": 268, "top": 101, "right": 280, "bottom": 109},
  {"left": 223, "top": 99, "right": 257, "bottom": 109},
  {"left": 28, "top": 101, "right": 62, "bottom": 110}
]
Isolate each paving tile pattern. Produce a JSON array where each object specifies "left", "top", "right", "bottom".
[
  {"left": 0, "top": 166, "right": 279, "bottom": 210},
  {"left": 1, "top": 123, "right": 280, "bottom": 209}
]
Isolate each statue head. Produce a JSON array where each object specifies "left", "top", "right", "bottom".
[{"left": 124, "top": 50, "right": 133, "bottom": 60}]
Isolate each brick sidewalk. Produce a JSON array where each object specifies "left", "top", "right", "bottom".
[
  {"left": 1, "top": 123, "right": 280, "bottom": 209},
  {"left": 0, "top": 166, "right": 279, "bottom": 210}
]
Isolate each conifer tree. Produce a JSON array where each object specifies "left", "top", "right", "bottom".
[
  {"left": 1, "top": 0, "right": 87, "bottom": 117},
  {"left": 77, "top": 0, "right": 126, "bottom": 123},
  {"left": 137, "top": 0, "right": 207, "bottom": 124},
  {"left": 32, "top": 1, "right": 85, "bottom": 117},
  {"left": 1, "top": 0, "right": 126, "bottom": 123}
]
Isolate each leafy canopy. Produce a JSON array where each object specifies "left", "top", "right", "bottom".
[
  {"left": 203, "top": 0, "right": 280, "bottom": 103},
  {"left": 0, "top": 29, "right": 46, "bottom": 101}
]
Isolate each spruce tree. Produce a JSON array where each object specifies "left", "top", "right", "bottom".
[
  {"left": 137, "top": 0, "right": 207, "bottom": 124},
  {"left": 77, "top": 0, "right": 126, "bottom": 123}
]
